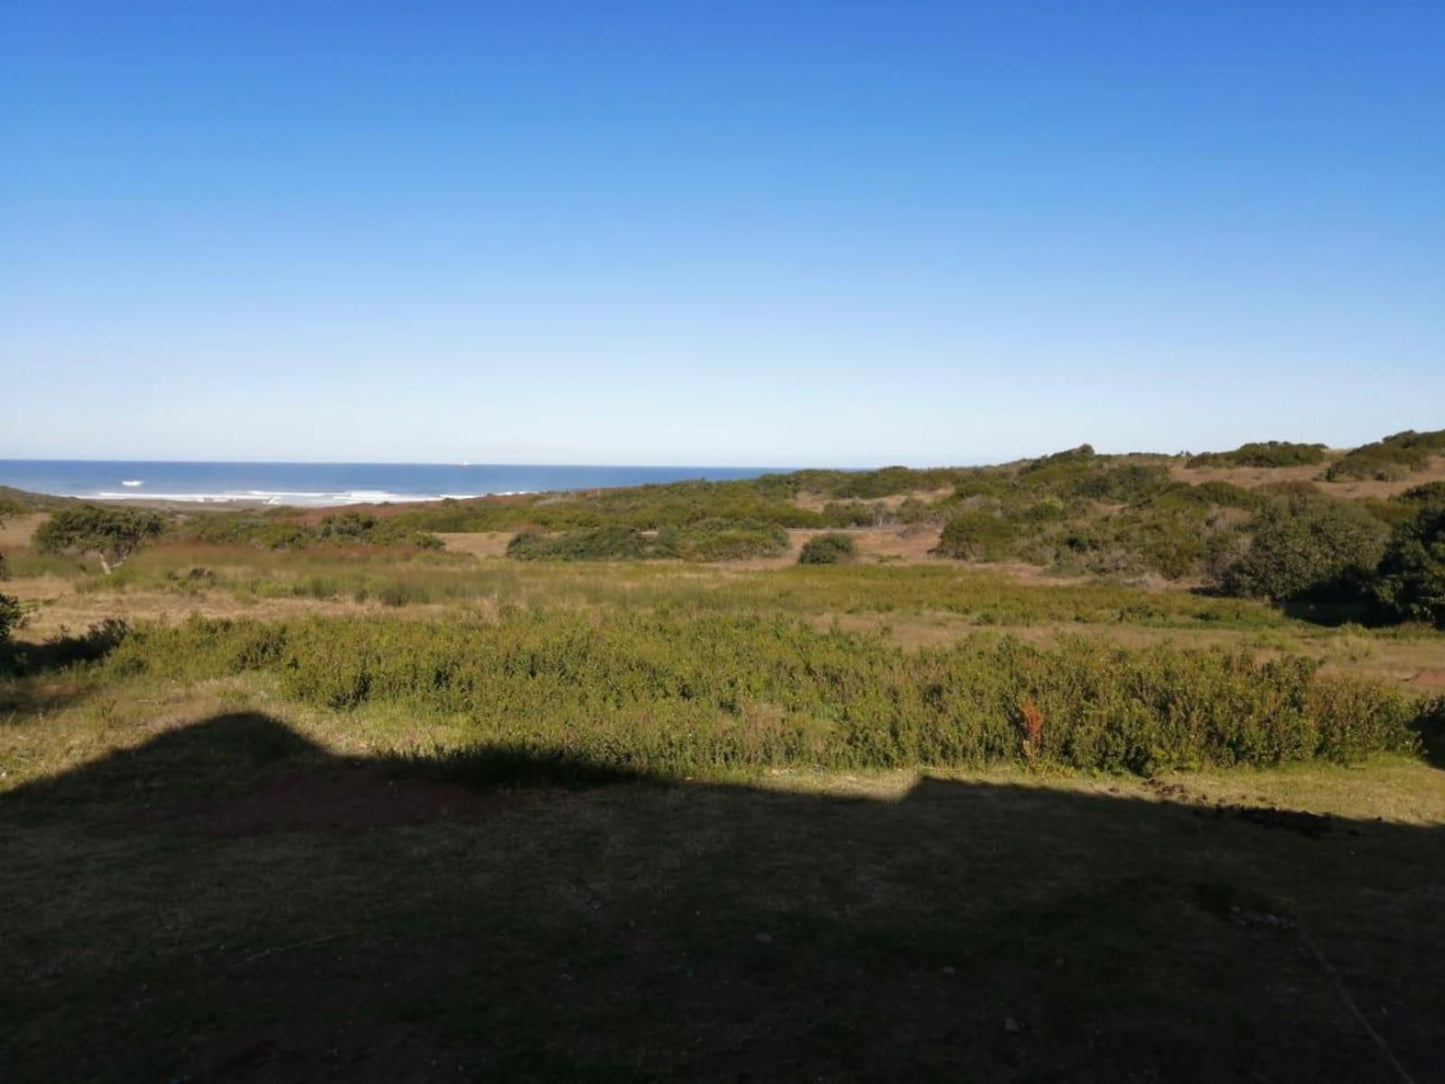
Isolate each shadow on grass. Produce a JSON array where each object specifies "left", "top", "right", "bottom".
[
  {"left": 1, "top": 616, "right": 129, "bottom": 677},
  {"left": 3, "top": 712, "right": 1444, "bottom": 1083}
]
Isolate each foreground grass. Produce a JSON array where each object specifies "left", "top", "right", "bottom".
[
  {"left": 1, "top": 672, "right": 1443, "bottom": 1082},
  {"left": 3, "top": 545, "right": 1444, "bottom": 1079}
]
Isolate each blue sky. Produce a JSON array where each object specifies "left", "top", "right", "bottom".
[{"left": 2, "top": 2, "right": 1441, "bottom": 466}]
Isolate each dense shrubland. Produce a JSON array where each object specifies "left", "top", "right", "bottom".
[
  {"left": 185, "top": 509, "right": 442, "bottom": 551},
  {"left": 1325, "top": 428, "right": 1445, "bottom": 481},
  {"left": 6, "top": 427, "right": 1443, "bottom": 626},
  {"left": 1186, "top": 441, "right": 1328, "bottom": 469},
  {"left": 107, "top": 612, "right": 1425, "bottom": 776}
]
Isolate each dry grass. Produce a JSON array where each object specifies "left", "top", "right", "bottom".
[
  {"left": 436, "top": 531, "right": 514, "bottom": 558},
  {"left": 788, "top": 487, "right": 955, "bottom": 512},
  {"left": 0, "top": 512, "right": 46, "bottom": 549}
]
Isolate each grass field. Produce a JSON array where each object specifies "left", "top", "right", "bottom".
[{"left": 3, "top": 516, "right": 1445, "bottom": 1081}]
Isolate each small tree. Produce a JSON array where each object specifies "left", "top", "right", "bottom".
[
  {"left": 1374, "top": 505, "right": 1445, "bottom": 628},
  {"left": 33, "top": 505, "right": 165, "bottom": 573}
]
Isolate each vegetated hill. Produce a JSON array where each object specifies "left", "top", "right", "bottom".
[
  {"left": 1185, "top": 441, "right": 1328, "bottom": 469},
  {"left": 7, "top": 429, "right": 1443, "bottom": 627},
  {"left": 0, "top": 485, "right": 77, "bottom": 513},
  {"left": 1324, "top": 428, "right": 1445, "bottom": 482}
]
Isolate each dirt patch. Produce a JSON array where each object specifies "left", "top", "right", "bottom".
[
  {"left": 117, "top": 767, "right": 506, "bottom": 837},
  {"left": 6, "top": 582, "right": 374, "bottom": 639},
  {"left": 437, "top": 531, "right": 513, "bottom": 559}
]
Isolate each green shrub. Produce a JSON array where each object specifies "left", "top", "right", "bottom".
[
  {"left": 1216, "top": 500, "right": 1389, "bottom": 601},
  {"left": 1186, "top": 442, "right": 1327, "bottom": 469},
  {"left": 1326, "top": 429, "right": 1445, "bottom": 482},
  {"left": 820, "top": 502, "right": 878, "bottom": 527},
  {"left": 506, "top": 525, "right": 672, "bottom": 561},
  {"left": 934, "top": 512, "right": 1019, "bottom": 561},
  {"left": 188, "top": 510, "right": 442, "bottom": 551},
  {"left": 1397, "top": 481, "right": 1445, "bottom": 511},
  {"left": 798, "top": 533, "right": 857, "bottom": 565},
  {"left": 1373, "top": 505, "right": 1445, "bottom": 628},
  {"left": 0, "top": 591, "right": 21, "bottom": 647},
  {"left": 674, "top": 521, "right": 789, "bottom": 562}
]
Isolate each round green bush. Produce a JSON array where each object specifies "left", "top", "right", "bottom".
[{"left": 798, "top": 533, "right": 857, "bottom": 565}]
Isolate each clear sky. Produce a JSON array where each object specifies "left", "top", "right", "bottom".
[{"left": 2, "top": 2, "right": 1442, "bottom": 466}]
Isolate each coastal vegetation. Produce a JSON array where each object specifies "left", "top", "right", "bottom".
[
  {"left": 1185, "top": 441, "right": 1328, "bottom": 469},
  {"left": 1325, "top": 428, "right": 1445, "bottom": 481},
  {"left": 3, "top": 427, "right": 1445, "bottom": 1082}
]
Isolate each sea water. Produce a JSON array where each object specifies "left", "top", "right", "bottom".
[{"left": 0, "top": 461, "right": 782, "bottom": 507}]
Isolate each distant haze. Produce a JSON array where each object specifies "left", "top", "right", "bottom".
[{"left": 3, "top": 4, "right": 1442, "bottom": 465}]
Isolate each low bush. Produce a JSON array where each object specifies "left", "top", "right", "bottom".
[
  {"left": 188, "top": 511, "right": 442, "bottom": 551},
  {"left": 798, "top": 533, "right": 857, "bottom": 565},
  {"left": 506, "top": 525, "right": 672, "bottom": 561},
  {"left": 934, "top": 512, "right": 1019, "bottom": 561},
  {"left": 673, "top": 520, "right": 789, "bottom": 562},
  {"left": 106, "top": 613, "right": 1422, "bottom": 776}
]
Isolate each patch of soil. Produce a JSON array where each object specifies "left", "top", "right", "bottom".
[
  {"left": 119, "top": 768, "right": 506, "bottom": 837},
  {"left": 1409, "top": 668, "right": 1445, "bottom": 688}
]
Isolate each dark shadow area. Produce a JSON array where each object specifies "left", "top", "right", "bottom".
[
  {"left": 3, "top": 713, "right": 1444, "bottom": 1083},
  {"left": 0, "top": 617, "right": 129, "bottom": 679},
  {"left": 1416, "top": 698, "right": 1445, "bottom": 770},
  {"left": 1277, "top": 595, "right": 1386, "bottom": 628}
]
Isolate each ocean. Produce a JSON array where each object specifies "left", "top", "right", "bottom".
[{"left": 0, "top": 461, "right": 783, "bottom": 507}]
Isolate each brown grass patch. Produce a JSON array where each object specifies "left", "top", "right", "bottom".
[
  {"left": 0, "top": 513, "right": 47, "bottom": 549},
  {"left": 437, "top": 531, "right": 513, "bottom": 559},
  {"left": 789, "top": 487, "right": 955, "bottom": 513}
]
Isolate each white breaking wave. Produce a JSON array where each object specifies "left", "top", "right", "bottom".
[{"left": 91, "top": 489, "right": 507, "bottom": 507}]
